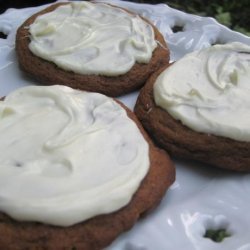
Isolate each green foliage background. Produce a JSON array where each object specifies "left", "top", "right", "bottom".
[{"left": 137, "top": 0, "right": 250, "bottom": 36}]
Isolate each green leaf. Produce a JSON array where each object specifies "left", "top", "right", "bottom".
[{"left": 204, "top": 229, "right": 231, "bottom": 243}]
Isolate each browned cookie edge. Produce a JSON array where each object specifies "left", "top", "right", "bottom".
[
  {"left": 15, "top": 2, "right": 170, "bottom": 97},
  {"left": 134, "top": 65, "right": 250, "bottom": 171},
  {"left": 0, "top": 97, "right": 175, "bottom": 250}
]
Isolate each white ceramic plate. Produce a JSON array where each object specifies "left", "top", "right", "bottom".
[{"left": 0, "top": 1, "right": 250, "bottom": 249}]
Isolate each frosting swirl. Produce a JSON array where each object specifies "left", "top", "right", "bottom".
[
  {"left": 28, "top": 2, "right": 157, "bottom": 76},
  {"left": 154, "top": 42, "right": 250, "bottom": 142},
  {"left": 0, "top": 85, "right": 149, "bottom": 226}
]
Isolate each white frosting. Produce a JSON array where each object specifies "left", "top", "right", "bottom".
[
  {"left": 28, "top": 2, "right": 157, "bottom": 76},
  {"left": 0, "top": 85, "right": 149, "bottom": 226},
  {"left": 2, "top": 1, "right": 250, "bottom": 249},
  {"left": 154, "top": 42, "right": 250, "bottom": 142}
]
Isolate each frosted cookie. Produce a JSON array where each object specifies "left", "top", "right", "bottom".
[
  {"left": 15, "top": 2, "right": 169, "bottom": 97},
  {"left": 135, "top": 42, "right": 250, "bottom": 171},
  {"left": 0, "top": 85, "right": 175, "bottom": 249}
]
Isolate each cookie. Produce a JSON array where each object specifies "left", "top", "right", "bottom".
[
  {"left": 0, "top": 85, "right": 175, "bottom": 249},
  {"left": 15, "top": 2, "right": 170, "bottom": 97},
  {"left": 135, "top": 42, "right": 250, "bottom": 171}
]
